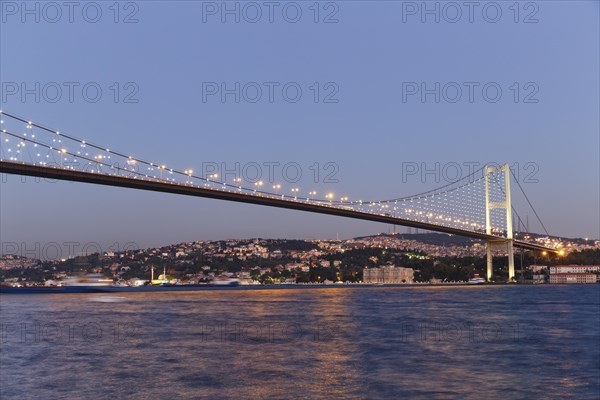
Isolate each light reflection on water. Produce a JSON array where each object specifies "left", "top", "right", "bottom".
[{"left": 1, "top": 285, "right": 598, "bottom": 399}]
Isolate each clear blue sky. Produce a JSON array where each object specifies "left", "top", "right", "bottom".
[{"left": 1, "top": 1, "right": 598, "bottom": 256}]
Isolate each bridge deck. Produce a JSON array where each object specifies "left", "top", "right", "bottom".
[{"left": 0, "top": 161, "right": 556, "bottom": 253}]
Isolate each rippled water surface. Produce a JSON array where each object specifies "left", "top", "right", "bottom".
[{"left": 1, "top": 285, "right": 599, "bottom": 399}]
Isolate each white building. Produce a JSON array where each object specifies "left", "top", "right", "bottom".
[
  {"left": 549, "top": 273, "right": 596, "bottom": 284},
  {"left": 129, "top": 278, "right": 147, "bottom": 287},
  {"left": 363, "top": 265, "right": 414, "bottom": 284},
  {"left": 549, "top": 265, "right": 600, "bottom": 274}
]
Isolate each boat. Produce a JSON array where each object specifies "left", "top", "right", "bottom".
[
  {"left": 468, "top": 274, "right": 486, "bottom": 284},
  {"left": 210, "top": 278, "right": 240, "bottom": 286},
  {"left": 1, "top": 284, "right": 219, "bottom": 294},
  {"left": 0, "top": 286, "right": 115, "bottom": 294}
]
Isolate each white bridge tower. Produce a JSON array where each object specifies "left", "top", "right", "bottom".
[{"left": 485, "top": 164, "right": 515, "bottom": 282}]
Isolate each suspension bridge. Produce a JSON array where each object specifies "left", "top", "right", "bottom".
[{"left": 0, "top": 110, "right": 561, "bottom": 282}]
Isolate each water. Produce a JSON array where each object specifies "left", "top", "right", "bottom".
[{"left": 1, "top": 285, "right": 599, "bottom": 399}]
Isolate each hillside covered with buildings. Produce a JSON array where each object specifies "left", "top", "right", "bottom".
[{"left": 1, "top": 233, "right": 598, "bottom": 287}]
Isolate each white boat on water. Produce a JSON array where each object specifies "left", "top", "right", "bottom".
[
  {"left": 211, "top": 278, "right": 240, "bottom": 286},
  {"left": 468, "top": 274, "right": 486, "bottom": 284},
  {"left": 63, "top": 274, "right": 113, "bottom": 287}
]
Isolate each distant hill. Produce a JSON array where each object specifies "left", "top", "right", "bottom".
[
  {"left": 353, "top": 232, "right": 478, "bottom": 246},
  {"left": 353, "top": 232, "right": 597, "bottom": 247}
]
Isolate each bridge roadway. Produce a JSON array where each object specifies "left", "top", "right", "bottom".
[{"left": 0, "top": 160, "right": 557, "bottom": 253}]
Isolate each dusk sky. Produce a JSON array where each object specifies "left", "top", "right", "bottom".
[{"left": 1, "top": 1, "right": 598, "bottom": 257}]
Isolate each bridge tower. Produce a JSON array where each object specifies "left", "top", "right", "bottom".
[{"left": 484, "top": 164, "right": 515, "bottom": 282}]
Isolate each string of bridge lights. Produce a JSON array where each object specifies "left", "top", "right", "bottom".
[{"left": 0, "top": 110, "right": 515, "bottom": 236}]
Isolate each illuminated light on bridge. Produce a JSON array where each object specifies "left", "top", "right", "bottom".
[{"left": 0, "top": 110, "right": 562, "bottom": 281}]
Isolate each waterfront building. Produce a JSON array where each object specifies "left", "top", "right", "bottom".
[
  {"left": 530, "top": 265, "right": 548, "bottom": 273},
  {"left": 129, "top": 278, "right": 147, "bottom": 287},
  {"left": 363, "top": 265, "right": 414, "bottom": 284},
  {"left": 549, "top": 273, "right": 597, "bottom": 284},
  {"left": 549, "top": 265, "right": 600, "bottom": 274}
]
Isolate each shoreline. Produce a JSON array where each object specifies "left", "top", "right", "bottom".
[{"left": 0, "top": 282, "right": 574, "bottom": 294}]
